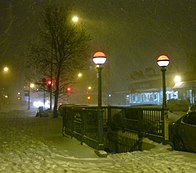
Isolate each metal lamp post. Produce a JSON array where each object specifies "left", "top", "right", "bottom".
[
  {"left": 157, "top": 55, "right": 170, "bottom": 109},
  {"left": 92, "top": 51, "right": 107, "bottom": 149},
  {"left": 28, "top": 83, "right": 35, "bottom": 110}
]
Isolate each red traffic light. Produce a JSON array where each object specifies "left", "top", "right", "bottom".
[
  {"left": 47, "top": 80, "right": 52, "bottom": 86},
  {"left": 66, "top": 87, "right": 72, "bottom": 92}
]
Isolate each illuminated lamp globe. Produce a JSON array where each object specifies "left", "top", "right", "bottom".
[
  {"left": 174, "top": 75, "right": 181, "bottom": 83},
  {"left": 72, "top": 16, "right": 79, "bottom": 23},
  {"left": 3, "top": 66, "right": 9, "bottom": 72},
  {"left": 157, "top": 55, "right": 170, "bottom": 67},
  {"left": 93, "top": 51, "right": 107, "bottom": 65}
]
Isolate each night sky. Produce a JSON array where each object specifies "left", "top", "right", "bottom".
[
  {"left": 75, "top": 0, "right": 196, "bottom": 91},
  {"left": 0, "top": 0, "right": 195, "bottom": 101}
]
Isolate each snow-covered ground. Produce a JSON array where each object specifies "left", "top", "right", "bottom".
[{"left": 0, "top": 105, "right": 195, "bottom": 173}]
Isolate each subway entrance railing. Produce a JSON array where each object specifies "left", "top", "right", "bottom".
[{"left": 59, "top": 104, "right": 169, "bottom": 153}]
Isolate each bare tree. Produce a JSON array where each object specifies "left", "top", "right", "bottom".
[{"left": 28, "top": 5, "right": 90, "bottom": 117}]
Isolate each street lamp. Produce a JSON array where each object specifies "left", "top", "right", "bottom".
[
  {"left": 92, "top": 51, "right": 107, "bottom": 108},
  {"left": 72, "top": 16, "right": 79, "bottom": 23},
  {"left": 77, "top": 72, "right": 82, "bottom": 78},
  {"left": 3, "top": 66, "right": 9, "bottom": 72},
  {"left": 27, "top": 82, "right": 36, "bottom": 110},
  {"left": 157, "top": 54, "right": 170, "bottom": 109},
  {"left": 92, "top": 51, "right": 107, "bottom": 149},
  {"left": 30, "top": 83, "right": 35, "bottom": 89},
  {"left": 174, "top": 75, "right": 182, "bottom": 88},
  {"left": 174, "top": 75, "right": 181, "bottom": 84}
]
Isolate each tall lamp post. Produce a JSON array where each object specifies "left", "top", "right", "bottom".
[
  {"left": 92, "top": 51, "right": 107, "bottom": 149},
  {"left": 157, "top": 55, "right": 170, "bottom": 109},
  {"left": 28, "top": 83, "right": 35, "bottom": 110}
]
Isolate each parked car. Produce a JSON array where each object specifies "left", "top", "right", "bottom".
[
  {"left": 169, "top": 112, "right": 196, "bottom": 152},
  {"left": 167, "top": 99, "right": 189, "bottom": 112},
  {"left": 187, "top": 104, "right": 196, "bottom": 113}
]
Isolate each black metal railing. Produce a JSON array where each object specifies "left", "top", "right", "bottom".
[
  {"left": 60, "top": 105, "right": 107, "bottom": 149},
  {"left": 59, "top": 104, "right": 169, "bottom": 153}
]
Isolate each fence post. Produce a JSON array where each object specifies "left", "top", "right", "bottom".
[
  {"left": 70, "top": 106, "right": 74, "bottom": 138},
  {"left": 138, "top": 108, "right": 143, "bottom": 151},
  {"left": 107, "top": 106, "right": 112, "bottom": 126},
  {"left": 62, "top": 107, "right": 67, "bottom": 136},
  {"left": 81, "top": 109, "right": 85, "bottom": 144}
]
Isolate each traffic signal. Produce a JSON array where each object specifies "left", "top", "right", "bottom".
[
  {"left": 47, "top": 80, "right": 52, "bottom": 86},
  {"left": 66, "top": 87, "right": 72, "bottom": 93},
  {"left": 46, "top": 80, "right": 53, "bottom": 91}
]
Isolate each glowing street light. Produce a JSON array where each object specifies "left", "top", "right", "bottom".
[
  {"left": 28, "top": 82, "right": 36, "bottom": 110},
  {"left": 174, "top": 75, "right": 182, "bottom": 88},
  {"left": 93, "top": 51, "right": 107, "bottom": 108},
  {"left": 93, "top": 51, "right": 107, "bottom": 66},
  {"left": 30, "top": 83, "right": 35, "bottom": 89},
  {"left": 77, "top": 72, "right": 82, "bottom": 78},
  {"left": 72, "top": 16, "right": 79, "bottom": 23},
  {"left": 157, "top": 55, "right": 170, "bottom": 67},
  {"left": 3, "top": 66, "right": 9, "bottom": 72},
  {"left": 174, "top": 75, "right": 181, "bottom": 84},
  {"left": 157, "top": 54, "right": 170, "bottom": 109}
]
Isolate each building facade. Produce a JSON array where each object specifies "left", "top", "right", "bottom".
[{"left": 128, "top": 74, "right": 196, "bottom": 105}]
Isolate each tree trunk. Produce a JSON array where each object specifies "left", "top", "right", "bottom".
[{"left": 53, "top": 67, "right": 61, "bottom": 118}]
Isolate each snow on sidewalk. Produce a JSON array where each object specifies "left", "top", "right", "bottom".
[{"left": 0, "top": 109, "right": 196, "bottom": 173}]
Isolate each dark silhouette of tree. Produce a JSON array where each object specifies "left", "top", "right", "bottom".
[{"left": 28, "top": 4, "right": 90, "bottom": 117}]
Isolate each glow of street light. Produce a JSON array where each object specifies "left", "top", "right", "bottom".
[
  {"left": 3, "top": 66, "right": 9, "bottom": 72},
  {"left": 78, "top": 73, "right": 82, "bottom": 78},
  {"left": 72, "top": 16, "right": 79, "bottom": 23},
  {"left": 174, "top": 75, "right": 181, "bottom": 84},
  {"left": 174, "top": 75, "right": 182, "bottom": 88},
  {"left": 157, "top": 55, "right": 170, "bottom": 67},
  {"left": 93, "top": 51, "right": 107, "bottom": 65},
  {"left": 88, "top": 86, "right": 92, "bottom": 90},
  {"left": 30, "top": 83, "right": 35, "bottom": 88}
]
